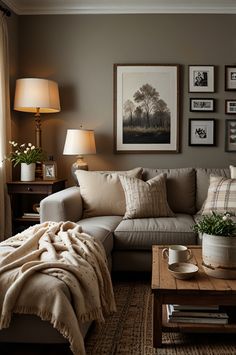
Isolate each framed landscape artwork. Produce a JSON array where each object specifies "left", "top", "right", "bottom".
[
  {"left": 225, "top": 119, "right": 236, "bottom": 152},
  {"left": 114, "top": 64, "right": 179, "bottom": 153},
  {"left": 189, "top": 119, "right": 216, "bottom": 146},
  {"left": 225, "top": 66, "right": 236, "bottom": 91},
  {"left": 190, "top": 98, "right": 215, "bottom": 112},
  {"left": 189, "top": 65, "right": 214, "bottom": 93}
]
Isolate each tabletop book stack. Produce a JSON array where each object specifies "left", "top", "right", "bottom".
[{"left": 167, "top": 304, "right": 229, "bottom": 324}]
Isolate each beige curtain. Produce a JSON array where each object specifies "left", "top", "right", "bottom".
[{"left": 0, "top": 14, "right": 12, "bottom": 240}]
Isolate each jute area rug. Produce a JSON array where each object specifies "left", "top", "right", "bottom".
[{"left": 85, "top": 277, "right": 236, "bottom": 355}]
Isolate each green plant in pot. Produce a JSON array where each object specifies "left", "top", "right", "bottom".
[
  {"left": 5, "top": 141, "right": 45, "bottom": 181},
  {"left": 194, "top": 212, "right": 236, "bottom": 279}
]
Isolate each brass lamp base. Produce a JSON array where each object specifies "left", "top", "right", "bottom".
[{"left": 71, "top": 156, "right": 88, "bottom": 184}]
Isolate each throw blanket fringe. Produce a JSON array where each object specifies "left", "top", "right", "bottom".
[{"left": 0, "top": 221, "right": 116, "bottom": 355}]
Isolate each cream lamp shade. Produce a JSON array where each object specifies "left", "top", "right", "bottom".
[
  {"left": 14, "top": 78, "right": 60, "bottom": 148},
  {"left": 14, "top": 78, "right": 60, "bottom": 113},
  {"left": 63, "top": 129, "right": 96, "bottom": 178}
]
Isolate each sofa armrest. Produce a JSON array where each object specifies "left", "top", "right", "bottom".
[{"left": 40, "top": 186, "right": 83, "bottom": 223}]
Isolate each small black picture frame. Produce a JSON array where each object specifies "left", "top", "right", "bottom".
[
  {"left": 190, "top": 98, "right": 215, "bottom": 112},
  {"left": 225, "top": 66, "right": 236, "bottom": 91},
  {"left": 189, "top": 65, "right": 215, "bottom": 93},
  {"left": 225, "top": 119, "right": 236, "bottom": 152},
  {"left": 225, "top": 100, "right": 236, "bottom": 114},
  {"left": 189, "top": 119, "right": 216, "bottom": 146}
]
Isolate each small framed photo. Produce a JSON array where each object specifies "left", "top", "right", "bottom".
[
  {"left": 42, "top": 161, "right": 57, "bottom": 180},
  {"left": 225, "top": 66, "right": 236, "bottom": 91},
  {"left": 225, "top": 119, "right": 236, "bottom": 152},
  {"left": 189, "top": 65, "right": 215, "bottom": 93},
  {"left": 189, "top": 119, "right": 216, "bottom": 146},
  {"left": 190, "top": 98, "right": 215, "bottom": 112},
  {"left": 225, "top": 100, "right": 236, "bottom": 114}
]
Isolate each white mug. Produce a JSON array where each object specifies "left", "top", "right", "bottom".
[{"left": 162, "top": 245, "right": 192, "bottom": 265}]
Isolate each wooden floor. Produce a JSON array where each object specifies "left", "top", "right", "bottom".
[{"left": 0, "top": 343, "right": 72, "bottom": 355}]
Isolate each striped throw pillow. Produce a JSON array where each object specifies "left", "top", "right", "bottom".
[
  {"left": 202, "top": 175, "right": 236, "bottom": 215},
  {"left": 119, "top": 173, "right": 174, "bottom": 219}
]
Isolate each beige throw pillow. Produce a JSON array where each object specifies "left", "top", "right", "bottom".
[
  {"left": 230, "top": 165, "right": 236, "bottom": 179},
  {"left": 202, "top": 175, "right": 236, "bottom": 215},
  {"left": 75, "top": 168, "right": 143, "bottom": 217},
  {"left": 119, "top": 173, "right": 174, "bottom": 219}
]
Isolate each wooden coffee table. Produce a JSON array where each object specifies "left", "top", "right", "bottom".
[{"left": 151, "top": 245, "right": 236, "bottom": 348}]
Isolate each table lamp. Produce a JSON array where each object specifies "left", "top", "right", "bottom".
[
  {"left": 14, "top": 78, "right": 61, "bottom": 148},
  {"left": 63, "top": 128, "right": 96, "bottom": 180}
]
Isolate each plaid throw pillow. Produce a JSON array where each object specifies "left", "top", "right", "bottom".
[
  {"left": 119, "top": 173, "right": 174, "bottom": 219},
  {"left": 202, "top": 175, "right": 236, "bottom": 215}
]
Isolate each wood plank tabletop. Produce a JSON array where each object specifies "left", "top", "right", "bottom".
[{"left": 151, "top": 245, "right": 236, "bottom": 294}]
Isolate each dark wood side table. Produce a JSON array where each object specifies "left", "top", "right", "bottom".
[{"left": 7, "top": 179, "right": 66, "bottom": 234}]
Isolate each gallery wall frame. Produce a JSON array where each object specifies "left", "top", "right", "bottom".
[
  {"left": 188, "top": 119, "right": 216, "bottom": 146},
  {"left": 225, "top": 119, "right": 236, "bottom": 152},
  {"left": 225, "top": 100, "right": 236, "bottom": 114},
  {"left": 225, "top": 66, "right": 236, "bottom": 91},
  {"left": 188, "top": 65, "right": 215, "bottom": 93},
  {"left": 113, "top": 64, "right": 180, "bottom": 153},
  {"left": 190, "top": 98, "right": 215, "bottom": 112}
]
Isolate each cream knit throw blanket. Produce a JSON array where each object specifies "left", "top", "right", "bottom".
[{"left": 0, "top": 221, "right": 116, "bottom": 355}]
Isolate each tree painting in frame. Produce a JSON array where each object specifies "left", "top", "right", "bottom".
[{"left": 114, "top": 64, "right": 179, "bottom": 153}]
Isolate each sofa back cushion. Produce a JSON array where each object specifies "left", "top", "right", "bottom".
[
  {"left": 196, "top": 168, "right": 230, "bottom": 212},
  {"left": 75, "top": 168, "right": 143, "bottom": 218},
  {"left": 142, "top": 167, "right": 196, "bottom": 214}
]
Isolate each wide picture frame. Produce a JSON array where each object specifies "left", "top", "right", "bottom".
[
  {"left": 189, "top": 65, "right": 215, "bottom": 93},
  {"left": 114, "top": 64, "right": 180, "bottom": 153},
  {"left": 190, "top": 98, "right": 215, "bottom": 112},
  {"left": 189, "top": 119, "right": 216, "bottom": 146}
]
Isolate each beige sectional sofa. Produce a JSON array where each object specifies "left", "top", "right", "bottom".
[
  {"left": 0, "top": 166, "right": 231, "bottom": 346},
  {"left": 40, "top": 167, "right": 230, "bottom": 271}
]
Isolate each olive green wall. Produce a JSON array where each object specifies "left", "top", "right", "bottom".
[{"left": 15, "top": 14, "right": 236, "bottom": 185}]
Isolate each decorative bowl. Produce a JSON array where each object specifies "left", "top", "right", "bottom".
[{"left": 168, "top": 262, "right": 199, "bottom": 280}]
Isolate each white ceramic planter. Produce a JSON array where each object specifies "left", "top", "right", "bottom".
[
  {"left": 202, "top": 233, "right": 236, "bottom": 279},
  {"left": 20, "top": 163, "right": 36, "bottom": 182}
]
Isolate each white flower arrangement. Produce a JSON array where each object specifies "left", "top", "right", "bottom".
[{"left": 5, "top": 141, "right": 45, "bottom": 166}]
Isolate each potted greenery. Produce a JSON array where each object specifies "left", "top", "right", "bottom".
[
  {"left": 194, "top": 212, "right": 236, "bottom": 279},
  {"left": 5, "top": 141, "right": 44, "bottom": 181}
]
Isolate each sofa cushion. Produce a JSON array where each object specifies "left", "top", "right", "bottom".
[
  {"left": 142, "top": 167, "right": 196, "bottom": 214},
  {"left": 196, "top": 168, "right": 230, "bottom": 212},
  {"left": 78, "top": 216, "right": 123, "bottom": 256},
  {"left": 75, "top": 168, "right": 142, "bottom": 218},
  {"left": 119, "top": 173, "right": 174, "bottom": 219},
  {"left": 114, "top": 214, "right": 196, "bottom": 250},
  {"left": 201, "top": 175, "right": 236, "bottom": 215}
]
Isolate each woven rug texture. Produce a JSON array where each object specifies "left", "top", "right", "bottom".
[{"left": 85, "top": 278, "right": 236, "bottom": 355}]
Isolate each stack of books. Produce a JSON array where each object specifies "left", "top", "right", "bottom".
[
  {"left": 166, "top": 304, "right": 229, "bottom": 324},
  {"left": 22, "top": 212, "right": 40, "bottom": 219}
]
